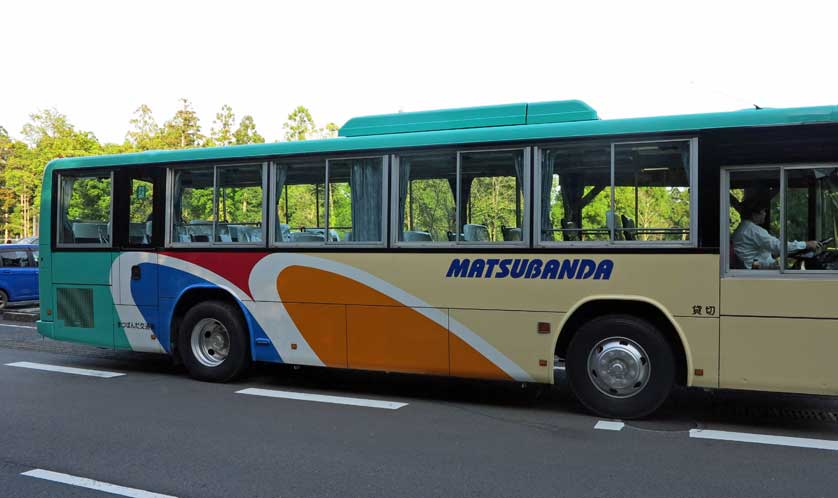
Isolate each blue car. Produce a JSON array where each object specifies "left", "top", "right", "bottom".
[{"left": 0, "top": 244, "right": 38, "bottom": 309}]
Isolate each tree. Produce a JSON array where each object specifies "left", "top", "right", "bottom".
[
  {"left": 161, "top": 98, "right": 205, "bottom": 149},
  {"left": 234, "top": 115, "right": 265, "bottom": 145},
  {"left": 10, "top": 109, "right": 102, "bottom": 237},
  {"left": 210, "top": 104, "right": 236, "bottom": 147},
  {"left": 283, "top": 106, "right": 318, "bottom": 142},
  {"left": 125, "top": 104, "right": 161, "bottom": 151}
]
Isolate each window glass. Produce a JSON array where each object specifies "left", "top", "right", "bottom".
[
  {"left": 173, "top": 168, "right": 214, "bottom": 243},
  {"left": 217, "top": 164, "right": 263, "bottom": 243},
  {"left": 58, "top": 174, "right": 112, "bottom": 245},
  {"left": 729, "top": 169, "right": 781, "bottom": 270},
  {"left": 31, "top": 250, "right": 39, "bottom": 267},
  {"left": 784, "top": 168, "right": 838, "bottom": 270},
  {"left": 459, "top": 150, "right": 525, "bottom": 243},
  {"left": 275, "top": 159, "right": 326, "bottom": 243},
  {"left": 541, "top": 143, "right": 611, "bottom": 242},
  {"left": 128, "top": 178, "right": 153, "bottom": 245},
  {"left": 613, "top": 141, "right": 691, "bottom": 241},
  {"left": 0, "top": 251, "right": 29, "bottom": 267},
  {"left": 328, "top": 157, "right": 383, "bottom": 243},
  {"left": 397, "top": 151, "right": 456, "bottom": 243}
]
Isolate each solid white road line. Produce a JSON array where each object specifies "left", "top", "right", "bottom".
[
  {"left": 5, "top": 361, "right": 125, "bottom": 378},
  {"left": 236, "top": 387, "right": 408, "bottom": 410},
  {"left": 689, "top": 429, "right": 838, "bottom": 451},
  {"left": 22, "top": 469, "right": 177, "bottom": 498},
  {"left": 594, "top": 420, "right": 625, "bottom": 431}
]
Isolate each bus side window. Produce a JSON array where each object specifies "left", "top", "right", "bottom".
[
  {"left": 57, "top": 173, "right": 113, "bottom": 246},
  {"left": 396, "top": 151, "right": 456, "bottom": 244},
  {"left": 274, "top": 159, "right": 326, "bottom": 244}
]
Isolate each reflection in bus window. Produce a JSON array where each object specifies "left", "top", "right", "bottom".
[
  {"left": 397, "top": 152, "right": 456, "bottom": 243},
  {"left": 58, "top": 174, "right": 112, "bottom": 245},
  {"left": 216, "top": 164, "right": 263, "bottom": 243},
  {"left": 173, "top": 168, "right": 213, "bottom": 243},
  {"left": 541, "top": 143, "right": 610, "bottom": 242},
  {"left": 784, "top": 167, "right": 838, "bottom": 270},
  {"left": 613, "top": 141, "right": 691, "bottom": 241},
  {"left": 275, "top": 160, "right": 326, "bottom": 243},
  {"left": 328, "top": 157, "right": 384, "bottom": 243},
  {"left": 460, "top": 150, "right": 524, "bottom": 243}
]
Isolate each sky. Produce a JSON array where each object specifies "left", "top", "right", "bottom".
[{"left": 2, "top": 0, "right": 837, "bottom": 144}]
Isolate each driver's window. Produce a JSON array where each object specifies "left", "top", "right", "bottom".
[
  {"left": 784, "top": 167, "right": 838, "bottom": 271},
  {"left": 728, "top": 169, "right": 781, "bottom": 271}
]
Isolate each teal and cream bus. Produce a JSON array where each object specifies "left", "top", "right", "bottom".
[{"left": 37, "top": 100, "right": 838, "bottom": 418}]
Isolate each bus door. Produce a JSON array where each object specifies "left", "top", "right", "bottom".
[
  {"left": 720, "top": 166, "right": 838, "bottom": 394},
  {"left": 112, "top": 167, "right": 166, "bottom": 353}
]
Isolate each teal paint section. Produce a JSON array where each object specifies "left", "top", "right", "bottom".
[
  {"left": 52, "top": 284, "right": 114, "bottom": 348},
  {"left": 37, "top": 320, "right": 53, "bottom": 338},
  {"left": 52, "top": 252, "right": 112, "bottom": 285},
  {"left": 40, "top": 104, "right": 838, "bottom": 180},
  {"left": 339, "top": 103, "right": 528, "bottom": 137},
  {"left": 525, "top": 100, "right": 598, "bottom": 125}
]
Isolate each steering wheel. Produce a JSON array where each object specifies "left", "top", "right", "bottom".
[{"left": 788, "top": 237, "right": 834, "bottom": 269}]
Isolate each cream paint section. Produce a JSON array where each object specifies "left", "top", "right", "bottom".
[
  {"left": 720, "top": 316, "right": 838, "bottom": 395},
  {"left": 450, "top": 309, "right": 562, "bottom": 383},
  {"left": 677, "top": 316, "right": 719, "bottom": 388},
  {"left": 323, "top": 253, "right": 720, "bottom": 319},
  {"left": 721, "top": 277, "right": 838, "bottom": 318},
  {"left": 249, "top": 254, "right": 532, "bottom": 381},
  {"left": 110, "top": 253, "right": 164, "bottom": 353}
]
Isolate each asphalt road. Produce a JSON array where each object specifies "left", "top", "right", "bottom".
[{"left": 1, "top": 320, "right": 838, "bottom": 498}]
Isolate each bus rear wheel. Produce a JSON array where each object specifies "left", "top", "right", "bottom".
[
  {"left": 178, "top": 300, "right": 251, "bottom": 382},
  {"left": 566, "top": 314, "right": 674, "bottom": 419}
]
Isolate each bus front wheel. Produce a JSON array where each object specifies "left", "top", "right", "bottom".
[
  {"left": 178, "top": 300, "right": 251, "bottom": 382},
  {"left": 566, "top": 314, "right": 674, "bottom": 419}
]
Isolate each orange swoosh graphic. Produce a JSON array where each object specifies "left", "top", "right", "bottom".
[{"left": 277, "top": 265, "right": 510, "bottom": 380}]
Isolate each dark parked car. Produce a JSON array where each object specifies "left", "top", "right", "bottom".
[{"left": 0, "top": 244, "right": 38, "bottom": 308}]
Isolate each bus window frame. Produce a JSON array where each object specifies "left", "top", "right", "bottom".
[
  {"left": 390, "top": 146, "right": 531, "bottom": 248},
  {"left": 55, "top": 169, "right": 115, "bottom": 250},
  {"left": 720, "top": 162, "right": 838, "bottom": 278},
  {"left": 269, "top": 154, "right": 389, "bottom": 248},
  {"left": 534, "top": 137, "right": 698, "bottom": 248},
  {"left": 166, "top": 161, "right": 269, "bottom": 248}
]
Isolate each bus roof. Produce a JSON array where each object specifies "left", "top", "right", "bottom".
[{"left": 45, "top": 101, "right": 838, "bottom": 173}]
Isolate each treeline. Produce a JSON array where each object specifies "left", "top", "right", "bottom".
[{"left": 0, "top": 99, "right": 337, "bottom": 241}]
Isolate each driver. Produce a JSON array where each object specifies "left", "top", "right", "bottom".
[{"left": 732, "top": 201, "right": 821, "bottom": 269}]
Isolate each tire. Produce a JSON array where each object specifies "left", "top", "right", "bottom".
[
  {"left": 178, "top": 300, "right": 251, "bottom": 382},
  {"left": 0, "top": 290, "right": 7, "bottom": 310},
  {"left": 566, "top": 314, "right": 675, "bottom": 419}
]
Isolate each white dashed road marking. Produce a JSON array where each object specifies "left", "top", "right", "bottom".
[
  {"left": 689, "top": 429, "right": 838, "bottom": 451},
  {"left": 5, "top": 361, "right": 125, "bottom": 378},
  {"left": 0, "top": 323, "right": 36, "bottom": 329},
  {"left": 236, "top": 387, "right": 408, "bottom": 410},
  {"left": 594, "top": 420, "right": 625, "bottom": 431},
  {"left": 22, "top": 469, "right": 177, "bottom": 498}
]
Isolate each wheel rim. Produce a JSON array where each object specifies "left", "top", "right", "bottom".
[
  {"left": 587, "top": 336, "right": 650, "bottom": 399},
  {"left": 190, "top": 318, "right": 230, "bottom": 367},
  {"left": 0, "top": 293, "right": 7, "bottom": 309}
]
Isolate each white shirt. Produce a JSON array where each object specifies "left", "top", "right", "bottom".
[{"left": 732, "top": 219, "right": 805, "bottom": 269}]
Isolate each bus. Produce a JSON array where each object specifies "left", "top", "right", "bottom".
[{"left": 36, "top": 100, "right": 838, "bottom": 419}]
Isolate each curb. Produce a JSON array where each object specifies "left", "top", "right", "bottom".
[{"left": 0, "top": 310, "right": 38, "bottom": 323}]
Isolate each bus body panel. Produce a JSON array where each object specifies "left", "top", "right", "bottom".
[
  {"left": 720, "top": 277, "right": 838, "bottom": 394},
  {"left": 96, "top": 250, "right": 719, "bottom": 386}
]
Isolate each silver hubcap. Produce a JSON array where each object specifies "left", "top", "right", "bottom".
[
  {"left": 587, "top": 336, "right": 650, "bottom": 398},
  {"left": 190, "top": 318, "right": 230, "bottom": 367}
]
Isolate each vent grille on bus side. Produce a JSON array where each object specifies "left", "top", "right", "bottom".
[{"left": 56, "top": 288, "right": 94, "bottom": 328}]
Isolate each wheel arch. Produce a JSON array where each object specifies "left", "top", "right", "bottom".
[
  {"left": 553, "top": 295, "right": 692, "bottom": 386},
  {"left": 168, "top": 285, "right": 255, "bottom": 360}
]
